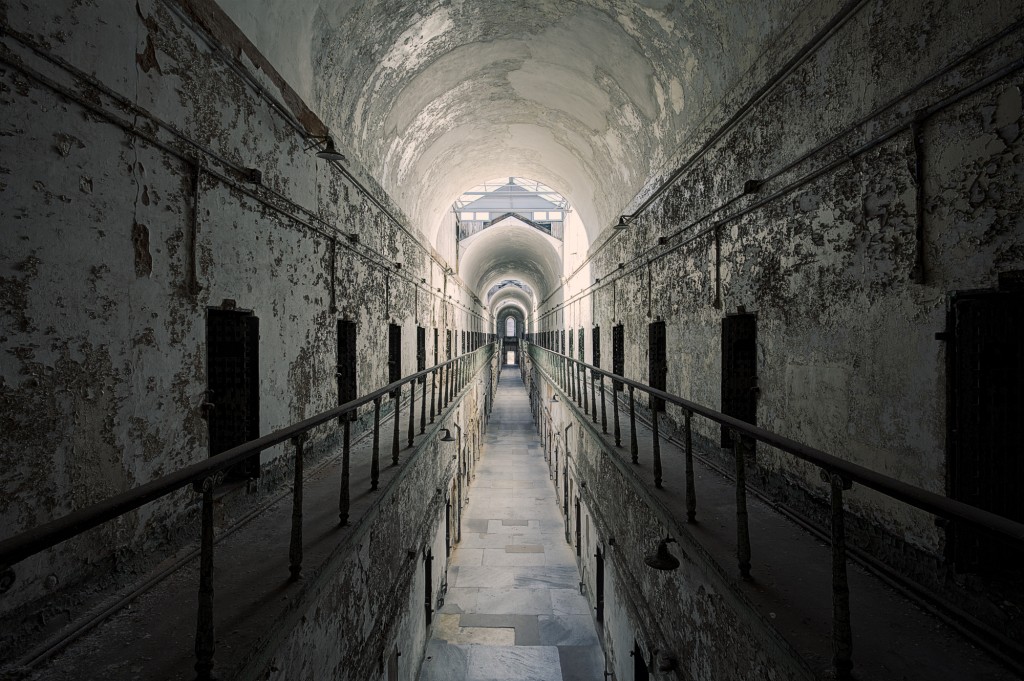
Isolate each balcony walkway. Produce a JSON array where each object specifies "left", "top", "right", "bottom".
[{"left": 419, "top": 367, "right": 605, "bottom": 681}]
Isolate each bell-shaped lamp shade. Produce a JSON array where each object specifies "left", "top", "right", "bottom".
[
  {"left": 440, "top": 428, "right": 455, "bottom": 442},
  {"left": 550, "top": 394, "right": 559, "bottom": 404},
  {"left": 613, "top": 215, "right": 630, "bottom": 230},
  {"left": 644, "top": 537, "right": 680, "bottom": 571},
  {"left": 316, "top": 137, "right": 346, "bottom": 162}
]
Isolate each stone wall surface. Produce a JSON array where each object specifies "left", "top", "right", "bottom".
[
  {"left": 0, "top": 0, "right": 487, "bottom": 662},
  {"left": 540, "top": 0, "right": 1023, "bottom": 563}
]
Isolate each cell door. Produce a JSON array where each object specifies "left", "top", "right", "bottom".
[
  {"left": 337, "top": 320, "right": 357, "bottom": 420},
  {"left": 424, "top": 550, "right": 433, "bottom": 625},
  {"left": 595, "top": 547, "right": 605, "bottom": 626},
  {"left": 433, "top": 328, "right": 439, "bottom": 365},
  {"left": 613, "top": 323, "right": 625, "bottom": 391},
  {"left": 207, "top": 309, "right": 260, "bottom": 481},
  {"left": 592, "top": 326, "right": 601, "bottom": 368},
  {"left": 649, "top": 320, "right": 667, "bottom": 411},
  {"left": 575, "top": 496, "right": 581, "bottom": 557},
  {"left": 578, "top": 328, "right": 585, "bottom": 361},
  {"left": 416, "top": 326, "right": 426, "bottom": 383},
  {"left": 948, "top": 289, "right": 1024, "bottom": 574},
  {"left": 633, "top": 641, "right": 650, "bottom": 681},
  {"left": 721, "top": 313, "right": 757, "bottom": 447},
  {"left": 388, "top": 323, "right": 402, "bottom": 396}
]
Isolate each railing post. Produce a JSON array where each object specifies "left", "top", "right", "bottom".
[
  {"left": 339, "top": 420, "right": 351, "bottom": 524},
  {"left": 613, "top": 384, "right": 621, "bottom": 447},
  {"left": 732, "top": 430, "right": 752, "bottom": 579},
  {"left": 420, "top": 374, "right": 427, "bottom": 434},
  {"left": 600, "top": 375, "right": 607, "bottom": 433},
  {"left": 370, "top": 399, "right": 382, "bottom": 489},
  {"left": 629, "top": 385, "right": 638, "bottom": 464},
  {"left": 408, "top": 379, "right": 416, "bottom": 448},
  {"left": 652, "top": 407, "right": 662, "bottom": 489},
  {"left": 193, "top": 475, "right": 217, "bottom": 681},
  {"left": 685, "top": 410, "right": 696, "bottom": 523},
  {"left": 289, "top": 434, "right": 305, "bottom": 581},
  {"left": 825, "top": 469, "right": 854, "bottom": 679},
  {"left": 392, "top": 389, "right": 401, "bottom": 466},
  {"left": 430, "top": 368, "right": 437, "bottom": 422},
  {"left": 589, "top": 370, "right": 597, "bottom": 423}
]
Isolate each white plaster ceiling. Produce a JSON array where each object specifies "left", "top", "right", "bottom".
[
  {"left": 458, "top": 220, "right": 563, "bottom": 301},
  {"left": 218, "top": 0, "right": 806, "bottom": 297}
]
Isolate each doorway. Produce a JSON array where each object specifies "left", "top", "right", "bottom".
[
  {"left": 721, "top": 312, "right": 757, "bottom": 447},
  {"left": 947, "top": 288, "right": 1024, "bottom": 574},
  {"left": 206, "top": 308, "right": 260, "bottom": 481}
]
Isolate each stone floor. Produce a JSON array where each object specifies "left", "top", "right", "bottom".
[{"left": 418, "top": 368, "right": 605, "bottom": 681}]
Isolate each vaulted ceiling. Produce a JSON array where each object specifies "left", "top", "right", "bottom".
[{"left": 219, "top": 0, "right": 807, "bottom": 300}]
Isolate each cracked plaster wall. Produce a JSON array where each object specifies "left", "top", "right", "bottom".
[
  {"left": 0, "top": 0, "right": 486, "bottom": 656},
  {"left": 538, "top": 0, "right": 1023, "bottom": 606}
]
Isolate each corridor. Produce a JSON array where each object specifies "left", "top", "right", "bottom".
[{"left": 419, "top": 367, "right": 604, "bottom": 681}]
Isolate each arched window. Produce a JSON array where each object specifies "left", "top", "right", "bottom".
[{"left": 505, "top": 317, "right": 516, "bottom": 337}]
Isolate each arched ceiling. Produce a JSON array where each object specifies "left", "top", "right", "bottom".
[
  {"left": 490, "top": 286, "right": 534, "bottom": 319},
  {"left": 458, "top": 221, "right": 563, "bottom": 301},
  {"left": 219, "top": 0, "right": 805, "bottom": 255}
]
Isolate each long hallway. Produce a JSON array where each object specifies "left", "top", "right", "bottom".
[{"left": 419, "top": 367, "right": 604, "bottom": 681}]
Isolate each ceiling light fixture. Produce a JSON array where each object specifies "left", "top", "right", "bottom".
[
  {"left": 613, "top": 215, "right": 631, "bottom": 230},
  {"left": 306, "top": 135, "right": 346, "bottom": 162},
  {"left": 644, "top": 537, "right": 680, "bottom": 571}
]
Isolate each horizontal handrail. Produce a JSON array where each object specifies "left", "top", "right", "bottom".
[
  {"left": 0, "top": 343, "right": 498, "bottom": 569},
  {"left": 527, "top": 343, "right": 1024, "bottom": 544}
]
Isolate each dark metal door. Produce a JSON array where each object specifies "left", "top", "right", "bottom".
[
  {"left": 592, "top": 327, "right": 601, "bottom": 368},
  {"left": 575, "top": 496, "right": 581, "bottom": 557},
  {"left": 721, "top": 313, "right": 757, "bottom": 447},
  {"left": 416, "top": 326, "right": 426, "bottom": 383},
  {"left": 948, "top": 290, "right": 1024, "bottom": 574},
  {"left": 424, "top": 550, "right": 433, "bottom": 625},
  {"left": 633, "top": 641, "right": 649, "bottom": 681},
  {"left": 337, "top": 320, "right": 357, "bottom": 420},
  {"left": 569, "top": 328, "right": 574, "bottom": 361},
  {"left": 595, "top": 547, "right": 605, "bottom": 626},
  {"left": 578, "top": 328, "right": 585, "bottom": 361},
  {"left": 613, "top": 324, "right": 625, "bottom": 391},
  {"left": 207, "top": 309, "right": 260, "bottom": 480},
  {"left": 649, "top": 321, "right": 667, "bottom": 411},
  {"left": 388, "top": 323, "right": 402, "bottom": 388}
]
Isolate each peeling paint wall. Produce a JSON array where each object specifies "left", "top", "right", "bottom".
[
  {"left": 0, "top": 0, "right": 487, "bottom": 658},
  {"left": 538, "top": 0, "right": 1023, "bottom": 634}
]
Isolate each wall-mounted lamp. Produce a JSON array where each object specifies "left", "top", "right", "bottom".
[
  {"left": 395, "top": 262, "right": 402, "bottom": 270},
  {"left": 551, "top": 394, "right": 559, "bottom": 404},
  {"left": 613, "top": 215, "right": 631, "bottom": 230},
  {"left": 644, "top": 537, "right": 680, "bottom": 571},
  {"left": 306, "top": 135, "right": 346, "bottom": 162},
  {"left": 440, "top": 428, "right": 455, "bottom": 442}
]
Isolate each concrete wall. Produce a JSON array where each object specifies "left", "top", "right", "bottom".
[
  {"left": 538, "top": 0, "right": 1023, "bottom": 564},
  {"left": 0, "top": 0, "right": 488, "bottom": 660}
]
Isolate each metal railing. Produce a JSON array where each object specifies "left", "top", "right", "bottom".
[
  {"left": 0, "top": 342, "right": 498, "bottom": 679},
  {"left": 525, "top": 341, "right": 1024, "bottom": 679}
]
